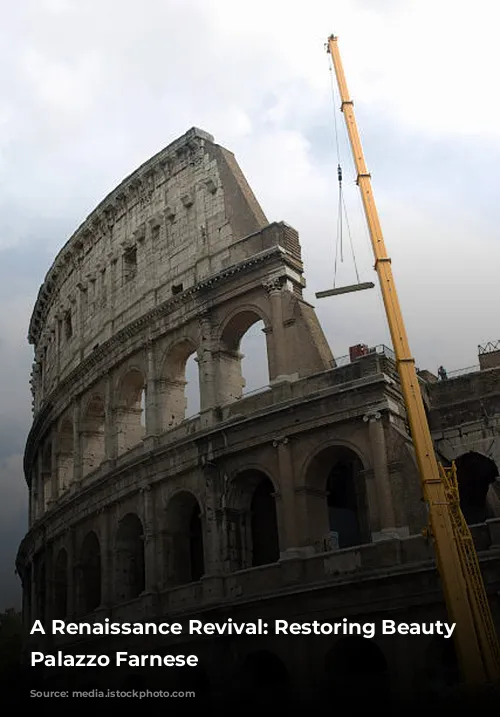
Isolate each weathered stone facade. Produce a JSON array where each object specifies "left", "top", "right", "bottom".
[{"left": 17, "top": 128, "right": 500, "bottom": 707}]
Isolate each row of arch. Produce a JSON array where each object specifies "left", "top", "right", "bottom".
[
  {"left": 37, "top": 476, "right": 282, "bottom": 621},
  {"left": 31, "top": 448, "right": 499, "bottom": 623},
  {"left": 34, "top": 313, "right": 270, "bottom": 513},
  {"left": 30, "top": 450, "right": 371, "bottom": 622}
]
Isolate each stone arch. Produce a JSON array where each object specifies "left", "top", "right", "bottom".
[
  {"left": 53, "top": 548, "right": 68, "bottom": 619},
  {"left": 226, "top": 469, "right": 280, "bottom": 570},
  {"left": 455, "top": 451, "right": 500, "bottom": 524},
  {"left": 218, "top": 306, "right": 271, "bottom": 405},
  {"left": 116, "top": 368, "right": 146, "bottom": 454},
  {"left": 159, "top": 338, "right": 199, "bottom": 431},
  {"left": 303, "top": 443, "right": 369, "bottom": 549},
  {"left": 57, "top": 417, "right": 73, "bottom": 492},
  {"left": 78, "top": 531, "right": 101, "bottom": 614},
  {"left": 115, "top": 512, "right": 146, "bottom": 602},
  {"left": 324, "top": 637, "right": 390, "bottom": 707},
  {"left": 82, "top": 394, "right": 105, "bottom": 476},
  {"left": 164, "top": 490, "right": 204, "bottom": 586}
]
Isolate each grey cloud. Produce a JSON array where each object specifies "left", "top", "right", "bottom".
[{"left": 1, "top": 0, "right": 500, "bottom": 609}]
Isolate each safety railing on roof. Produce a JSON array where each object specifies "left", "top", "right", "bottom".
[
  {"left": 329, "top": 343, "right": 396, "bottom": 368},
  {"left": 478, "top": 340, "right": 500, "bottom": 354},
  {"left": 445, "top": 365, "right": 481, "bottom": 379},
  {"left": 240, "top": 345, "right": 396, "bottom": 399}
]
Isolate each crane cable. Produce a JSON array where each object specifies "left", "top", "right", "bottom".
[{"left": 328, "top": 56, "right": 361, "bottom": 288}]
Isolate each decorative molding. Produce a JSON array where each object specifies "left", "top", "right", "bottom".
[{"left": 363, "top": 410, "right": 382, "bottom": 423}]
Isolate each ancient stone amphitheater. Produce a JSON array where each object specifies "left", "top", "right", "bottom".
[{"left": 17, "top": 128, "right": 500, "bottom": 705}]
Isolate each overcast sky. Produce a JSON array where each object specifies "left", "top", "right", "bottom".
[{"left": 1, "top": 0, "right": 500, "bottom": 609}]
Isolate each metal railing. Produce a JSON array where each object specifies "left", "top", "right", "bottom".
[
  {"left": 478, "top": 340, "right": 500, "bottom": 355},
  {"left": 446, "top": 364, "right": 481, "bottom": 379},
  {"left": 329, "top": 343, "right": 396, "bottom": 368}
]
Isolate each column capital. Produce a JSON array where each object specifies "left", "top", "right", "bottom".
[
  {"left": 363, "top": 410, "right": 382, "bottom": 423},
  {"left": 272, "top": 436, "right": 289, "bottom": 447},
  {"left": 263, "top": 276, "right": 283, "bottom": 294}
]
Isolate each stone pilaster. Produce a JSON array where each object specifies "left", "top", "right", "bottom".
[
  {"left": 263, "top": 277, "right": 288, "bottom": 381},
  {"left": 363, "top": 410, "right": 404, "bottom": 540},
  {"left": 198, "top": 311, "right": 217, "bottom": 412},
  {"left": 104, "top": 377, "right": 117, "bottom": 461},
  {"left": 201, "top": 461, "right": 223, "bottom": 576},
  {"left": 272, "top": 436, "right": 299, "bottom": 554}
]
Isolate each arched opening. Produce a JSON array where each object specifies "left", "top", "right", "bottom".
[
  {"left": 185, "top": 353, "right": 201, "bottom": 418},
  {"left": 116, "top": 369, "right": 146, "bottom": 455},
  {"left": 58, "top": 418, "right": 73, "bottom": 492},
  {"left": 140, "top": 389, "right": 146, "bottom": 428},
  {"left": 305, "top": 445, "right": 368, "bottom": 550},
  {"left": 240, "top": 320, "right": 269, "bottom": 395},
  {"left": 226, "top": 470, "right": 280, "bottom": 570},
  {"left": 327, "top": 460, "right": 361, "bottom": 549},
  {"left": 251, "top": 477, "right": 280, "bottom": 566},
  {"left": 189, "top": 504, "right": 204, "bottom": 582},
  {"left": 54, "top": 548, "right": 68, "bottom": 619},
  {"left": 324, "top": 637, "right": 390, "bottom": 707},
  {"left": 455, "top": 452, "right": 499, "bottom": 524},
  {"left": 115, "top": 513, "right": 145, "bottom": 602},
  {"left": 81, "top": 395, "right": 105, "bottom": 477},
  {"left": 159, "top": 339, "right": 200, "bottom": 430},
  {"left": 219, "top": 310, "right": 270, "bottom": 405},
  {"left": 79, "top": 531, "right": 101, "bottom": 614},
  {"left": 164, "top": 491, "right": 205, "bottom": 586}
]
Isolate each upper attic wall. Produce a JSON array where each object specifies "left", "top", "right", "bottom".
[{"left": 28, "top": 127, "right": 268, "bottom": 350}]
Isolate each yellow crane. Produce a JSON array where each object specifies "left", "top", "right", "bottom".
[{"left": 325, "top": 33, "right": 500, "bottom": 687}]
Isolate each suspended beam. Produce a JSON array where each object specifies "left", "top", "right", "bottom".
[{"left": 315, "top": 281, "right": 375, "bottom": 299}]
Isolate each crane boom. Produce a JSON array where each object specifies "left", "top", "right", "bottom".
[{"left": 327, "top": 34, "right": 500, "bottom": 685}]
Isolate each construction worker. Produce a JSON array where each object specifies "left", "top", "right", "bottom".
[{"left": 438, "top": 365, "right": 448, "bottom": 381}]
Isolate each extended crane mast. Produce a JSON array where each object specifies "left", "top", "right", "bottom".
[{"left": 326, "top": 34, "right": 500, "bottom": 686}]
